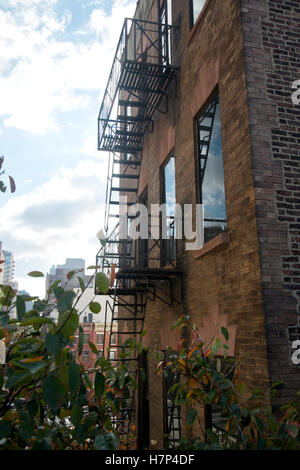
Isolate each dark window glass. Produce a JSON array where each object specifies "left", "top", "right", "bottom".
[
  {"left": 111, "top": 334, "right": 117, "bottom": 345},
  {"left": 84, "top": 334, "right": 89, "bottom": 345},
  {"left": 97, "top": 334, "right": 104, "bottom": 345},
  {"left": 196, "top": 92, "right": 227, "bottom": 243},
  {"left": 83, "top": 350, "right": 89, "bottom": 362},
  {"left": 191, "top": 0, "right": 206, "bottom": 26}
]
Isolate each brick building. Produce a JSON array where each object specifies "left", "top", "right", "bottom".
[
  {"left": 96, "top": 0, "right": 300, "bottom": 448},
  {"left": 71, "top": 321, "right": 118, "bottom": 368}
]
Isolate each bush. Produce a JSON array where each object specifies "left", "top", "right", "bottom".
[
  {"left": 156, "top": 315, "right": 300, "bottom": 450},
  {"left": 0, "top": 272, "right": 137, "bottom": 450}
]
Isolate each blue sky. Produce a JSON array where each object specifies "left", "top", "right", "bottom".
[{"left": 0, "top": 0, "right": 136, "bottom": 296}]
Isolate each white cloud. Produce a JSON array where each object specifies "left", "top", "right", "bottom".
[
  {"left": 0, "top": 158, "right": 108, "bottom": 297},
  {"left": 0, "top": 0, "right": 136, "bottom": 133}
]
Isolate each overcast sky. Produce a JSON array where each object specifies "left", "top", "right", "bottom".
[{"left": 0, "top": 0, "right": 137, "bottom": 297}]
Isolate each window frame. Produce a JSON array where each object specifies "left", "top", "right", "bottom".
[
  {"left": 160, "top": 153, "right": 177, "bottom": 267},
  {"left": 194, "top": 88, "right": 227, "bottom": 244},
  {"left": 189, "top": 0, "right": 207, "bottom": 28}
]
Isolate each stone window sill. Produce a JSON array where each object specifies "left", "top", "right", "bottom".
[{"left": 194, "top": 232, "right": 231, "bottom": 260}]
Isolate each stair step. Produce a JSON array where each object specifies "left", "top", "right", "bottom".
[
  {"left": 114, "top": 159, "right": 141, "bottom": 166},
  {"left": 109, "top": 200, "right": 136, "bottom": 206},
  {"left": 116, "top": 130, "right": 143, "bottom": 137},
  {"left": 119, "top": 100, "right": 147, "bottom": 108},
  {"left": 111, "top": 187, "right": 138, "bottom": 193},
  {"left": 117, "top": 115, "right": 146, "bottom": 123},
  {"left": 109, "top": 214, "right": 137, "bottom": 219},
  {"left": 199, "top": 125, "right": 214, "bottom": 132},
  {"left": 112, "top": 173, "right": 139, "bottom": 179},
  {"left": 114, "top": 146, "right": 143, "bottom": 153}
]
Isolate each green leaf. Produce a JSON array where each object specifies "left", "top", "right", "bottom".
[
  {"left": 21, "top": 316, "right": 54, "bottom": 327},
  {"left": 59, "top": 364, "right": 70, "bottom": 390},
  {"left": 9, "top": 175, "right": 16, "bottom": 193},
  {"left": 28, "top": 271, "right": 44, "bottom": 278},
  {"left": 16, "top": 296, "right": 26, "bottom": 321},
  {"left": 69, "top": 362, "right": 81, "bottom": 395},
  {"left": 67, "top": 271, "right": 76, "bottom": 280},
  {"left": 71, "top": 405, "right": 83, "bottom": 426},
  {"left": 48, "top": 280, "right": 61, "bottom": 294},
  {"left": 77, "top": 277, "right": 85, "bottom": 293},
  {"left": 46, "top": 333, "right": 67, "bottom": 356},
  {"left": 18, "top": 422, "right": 34, "bottom": 440},
  {"left": 42, "top": 375, "right": 65, "bottom": 411},
  {"left": 78, "top": 325, "right": 84, "bottom": 356},
  {"left": 84, "top": 412, "right": 97, "bottom": 430},
  {"left": 0, "top": 421, "right": 11, "bottom": 439},
  {"left": 94, "top": 432, "right": 118, "bottom": 450},
  {"left": 95, "top": 371, "right": 105, "bottom": 399},
  {"left": 74, "top": 424, "right": 86, "bottom": 444},
  {"left": 89, "top": 302, "right": 101, "bottom": 314},
  {"left": 89, "top": 341, "right": 98, "bottom": 355},
  {"left": 211, "top": 338, "right": 222, "bottom": 354},
  {"left": 57, "top": 291, "right": 76, "bottom": 314},
  {"left": 6, "top": 370, "right": 32, "bottom": 389},
  {"left": 19, "top": 360, "right": 46, "bottom": 375},
  {"left": 221, "top": 327, "right": 229, "bottom": 342},
  {"left": 54, "top": 286, "right": 64, "bottom": 300},
  {"left": 95, "top": 273, "right": 110, "bottom": 295},
  {"left": 187, "top": 408, "right": 197, "bottom": 428},
  {"left": 58, "top": 311, "right": 79, "bottom": 339}
]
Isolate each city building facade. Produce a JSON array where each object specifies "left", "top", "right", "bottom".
[{"left": 96, "top": 0, "right": 300, "bottom": 448}]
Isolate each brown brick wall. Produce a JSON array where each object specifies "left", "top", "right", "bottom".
[
  {"left": 240, "top": 0, "right": 300, "bottom": 409},
  {"left": 139, "top": 0, "right": 271, "bottom": 445}
]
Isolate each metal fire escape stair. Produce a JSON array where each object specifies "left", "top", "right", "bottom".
[{"left": 95, "top": 15, "right": 181, "bottom": 438}]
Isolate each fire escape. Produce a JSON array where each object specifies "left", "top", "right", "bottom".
[{"left": 95, "top": 14, "right": 183, "bottom": 440}]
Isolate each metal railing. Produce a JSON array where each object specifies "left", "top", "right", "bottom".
[{"left": 98, "top": 17, "right": 174, "bottom": 151}]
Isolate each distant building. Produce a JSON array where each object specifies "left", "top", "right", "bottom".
[
  {"left": 3, "top": 250, "right": 15, "bottom": 284},
  {"left": 70, "top": 321, "right": 118, "bottom": 368},
  {"left": 0, "top": 242, "right": 5, "bottom": 285},
  {"left": 18, "top": 289, "right": 34, "bottom": 313},
  {"left": 45, "top": 258, "right": 92, "bottom": 299}
]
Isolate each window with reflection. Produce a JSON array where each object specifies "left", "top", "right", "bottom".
[
  {"left": 195, "top": 91, "right": 227, "bottom": 243},
  {"left": 190, "top": 0, "right": 206, "bottom": 26},
  {"left": 161, "top": 156, "right": 176, "bottom": 266}
]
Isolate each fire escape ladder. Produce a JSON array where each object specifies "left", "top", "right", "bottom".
[{"left": 95, "top": 14, "right": 181, "bottom": 437}]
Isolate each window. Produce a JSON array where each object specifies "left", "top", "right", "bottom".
[
  {"left": 109, "top": 350, "right": 116, "bottom": 360},
  {"left": 111, "top": 334, "right": 117, "bottom": 345},
  {"left": 190, "top": 0, "right": 206, "bottom": 27},
  {"left": 84, "top": 334, "right": 89, "bottom": 345},
  {"left": 161, "top": 155, "right": 176, "bottom": 266},
  {"left": 97, "top": 334, "right": 104, "bottom": 345},
  {"left": 159, "top": 0, "right": 172, "bottom": 65},
  {"left": 195, "top": 91, "right": 227, "bottom": 243},
  {"left": 88, "top": 313, "right": 93, "bottom": 323},
  {"left": 83, "top": 350, "right": 89, "bottom": 362}
]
